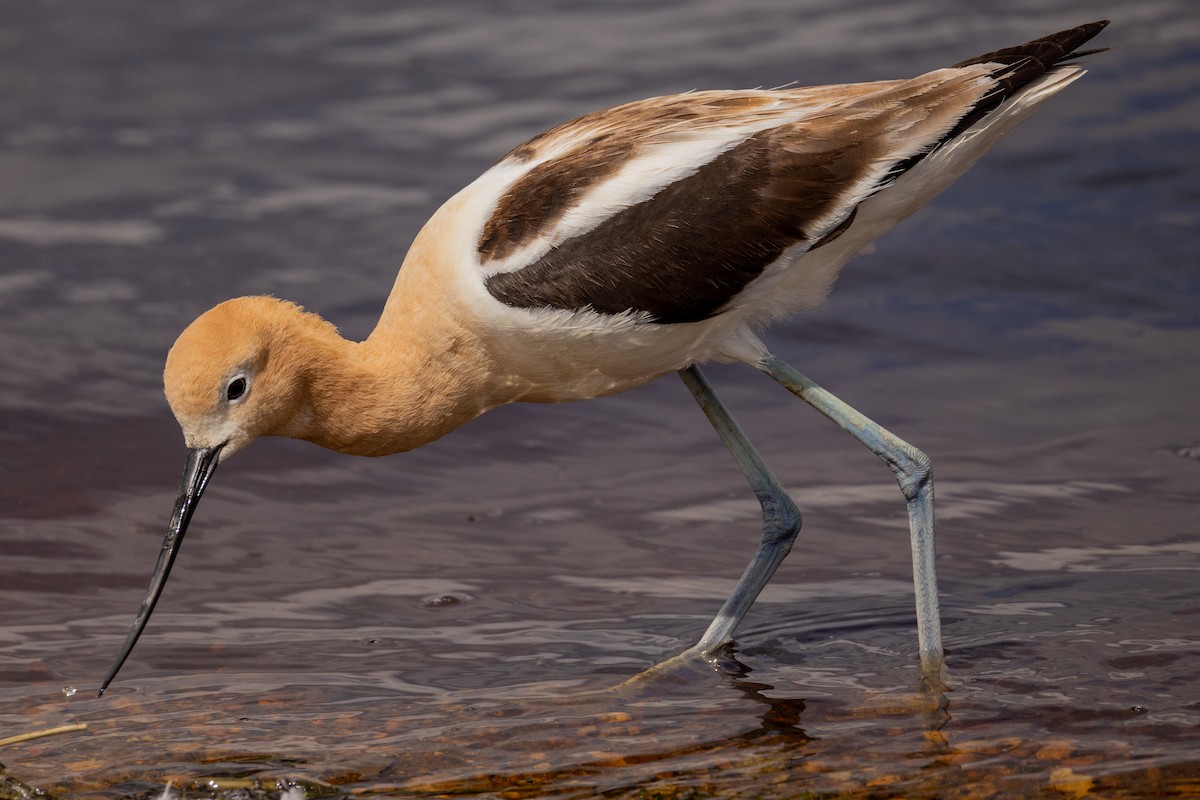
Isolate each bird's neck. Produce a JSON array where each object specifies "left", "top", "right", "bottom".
[{"left": 276, "top": 304, "right": 499, "bottom": 457}]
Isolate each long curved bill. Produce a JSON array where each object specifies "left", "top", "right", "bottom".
[{"left": 98, "top": 444, "right": 223, "bottom": 696}]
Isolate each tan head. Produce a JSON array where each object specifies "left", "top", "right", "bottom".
[
  {"left": 99, "top": 295, "right": 338, "bottom": 696},
  {"left": 102, "top": 289, "right": 493, "bottom": 694},
  {"left": 163, "top": 295, "right": 333, "bottom": 459}
]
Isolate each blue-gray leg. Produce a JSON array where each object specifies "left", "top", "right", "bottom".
[
  {"left": 678, "top": 366, "right": 802, "bottom": 653},
  {"left": 758, "top": 354, "right": 944, "bottom": 681}
]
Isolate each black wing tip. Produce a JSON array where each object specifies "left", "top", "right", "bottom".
[
  {"left": 1057, "top": 46, "right": 1111, "bottom": 64},
  {"left": 937, "top": 20, "right": 1110, "bottom": 137},
  {"left": 877, "top": 21, "right": 1109, "bottom": 195},
  {"left": 1033, "top": 19, "right": 1111, "bottom": 63},
  {"left": 953, "top": 20, "right": 1111, "bottom": 71}
]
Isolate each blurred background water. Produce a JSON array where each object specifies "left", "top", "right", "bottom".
[{"left": 0, "top": 1, "right": 1197, "bottom": 797}]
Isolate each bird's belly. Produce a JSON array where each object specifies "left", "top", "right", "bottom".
[{"left": 482, "top": 308, "right": 768, "bottom": 404}]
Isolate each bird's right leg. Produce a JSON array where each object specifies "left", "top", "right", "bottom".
[{"left": 677, "top": 365, "right": 803, "bottom": 655}]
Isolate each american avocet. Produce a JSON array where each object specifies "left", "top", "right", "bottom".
[{"left": 99, "top": 21, "right": 1109, "bottom": 695}]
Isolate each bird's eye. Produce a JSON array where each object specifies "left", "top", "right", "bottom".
[{"left": 226, "top": 376, "right": 248, "bottom": 402}]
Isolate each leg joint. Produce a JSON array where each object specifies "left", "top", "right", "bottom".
[
  {"left": 756, "top": 489, "right": 802, "bottom": 548},
  {"left": 889, "top": 445, "right": 933, "bottom": 503}
]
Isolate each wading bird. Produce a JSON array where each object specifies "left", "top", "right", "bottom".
[{"left": 100, "top": 21, "right": 1108, "bottom": 695}]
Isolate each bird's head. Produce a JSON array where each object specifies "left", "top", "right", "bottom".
[
  {"left": 100, "top": 295, "right": 318, "bottom": 696},
  {"left": 163, "top": 295, "right": 310, "bottom": 460}
]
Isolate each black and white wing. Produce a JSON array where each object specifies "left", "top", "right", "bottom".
[{"left": 476, "top": 21, "right": 1108, "bottom": 324}]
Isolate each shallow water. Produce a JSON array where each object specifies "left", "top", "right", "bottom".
[{"left": 1, "top": 1, "right": 1198, "bottom": 797}]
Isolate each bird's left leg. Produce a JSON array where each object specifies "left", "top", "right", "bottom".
[
  {"left": 677, "top": 365, "right": 803, "bottom": 655},
  {"left": 757, "top": 353, "right": 945, "bottom": 684}
]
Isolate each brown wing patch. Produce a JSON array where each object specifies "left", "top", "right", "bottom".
[
  {"left": 477, "top": 93, "right": 780, "bottom": 263},
  {"left": 481, "top": 22, "right": 1110, "bottom": 324},
  {"left": 483, "top": 71, "right": 1004, "bottom": 323},
  {"left": 485, "top": 113, "right": 895, "bottom": 324},
  {"left": 477, "top": 133, "right": 636, "bottom": 262}
]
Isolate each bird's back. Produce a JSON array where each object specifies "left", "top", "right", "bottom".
[{"left": 375, "top": 22, "right": 1107, "bottom": 403}]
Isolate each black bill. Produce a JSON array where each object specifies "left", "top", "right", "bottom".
[{"left": 98, "top": 444, "right": 224, "bottom": 696}]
